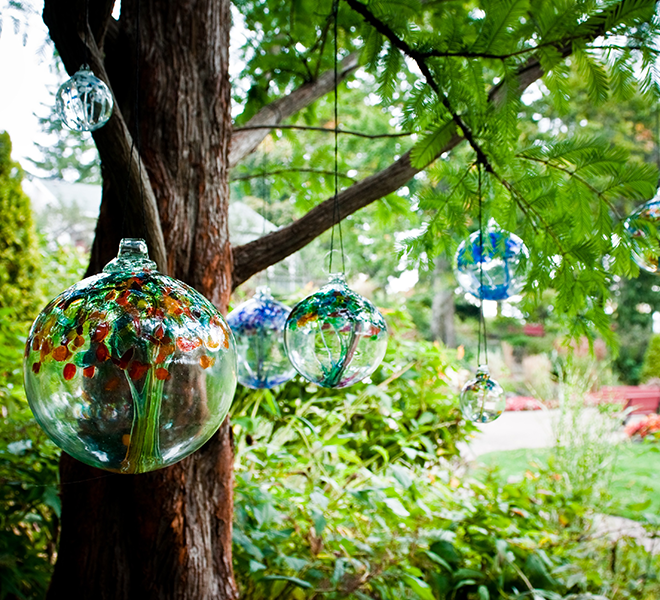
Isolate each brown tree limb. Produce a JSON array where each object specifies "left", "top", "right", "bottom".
[
  {"left": 233, "top": 124, "right": 413, "bottom": 139},
  {"left": 231, "top": 135, "right": 462, "bottom": 289},
  {"left": 231, "top": 2, "right": 619, "bottom": 288},
  {"left": 228, "top": 52, "right": 359, "bottom": 167},
  {"left": 43, "top": 0, "right": 168, "bottom": 273}
]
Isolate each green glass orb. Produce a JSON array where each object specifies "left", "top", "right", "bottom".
[
  {"left": 284, "top": 273, "right": 388, "bottom": 388},
  {"left": 23, "top": 238, "right": 237, "bottom": 474},
  {"left": 460, "top": 365, "right": 505, "bottom": 423}
]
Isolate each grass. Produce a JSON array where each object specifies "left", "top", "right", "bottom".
[{"left": 474, "top": 442, "right": 660, "bottom": 521}]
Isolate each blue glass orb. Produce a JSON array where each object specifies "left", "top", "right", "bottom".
[
  {"left": 23, "top": 238, "right": 237, "bottom": 474},
  {"left": 454, "top": 227, "right": 528, "bottom": 300},
  {"left": 56, "top": 64, "right": 113, "bottom": 132},
  {"left": 284, "top": 273, "right": 388, "bottom": 388},
  {"left": 226, "top": 286, "right": 295, "bottom": 389},
  {"left": 626, "top": 197, "right": 660, "bottom": 273},
  {"left": 460, "top": 365, "right": 505, "bottom": 423}
]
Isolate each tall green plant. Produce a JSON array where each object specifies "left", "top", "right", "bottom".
[{"left": 0, "top": 132, "right": 40, "bottom": 316}]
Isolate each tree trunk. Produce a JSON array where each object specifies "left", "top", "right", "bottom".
[
  {"left": 430, "top": 257, "right": 456, "bottom": 348},
  {"left": 44, "top": 0, "right": 237, "bottom": 598}
]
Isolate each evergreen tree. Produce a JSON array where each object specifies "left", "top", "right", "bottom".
[{"left": 0, "top": 131, "right": 40, "bottom": 316}]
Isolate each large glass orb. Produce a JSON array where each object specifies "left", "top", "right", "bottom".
[
  {"left": 23, "top": 238, "right": 237, "bottom": 474},
  {"left": 56, "top": 64, "right": 113, "bottom": 132},
  {"left": 626, "top": 196, "right": 660, "bottom": 273},
  {"left": 454, "top": 226, "right": 528, "bottom": 301},
  {"left": 227, "top": 286, "right": 295, "bottom": 389},
  {"left": 460, "top": 365, "right": 505, "bottom": 423},
  {"left": 284, "top": 273, "right": 388, "bottom": 388}
]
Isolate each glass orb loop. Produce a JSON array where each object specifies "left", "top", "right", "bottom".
[
  {"left": 625, "top": 196, "right": 660, "bottom": 273},
  {"left": 459, "top": 365, "right": 505, "bottom": 424},
  {"left": 454, "top": 226, "right": 528, "bottom": 301},
  {"left": 227, "top": 286, "right": 296, "bottom": 389},
  {"left": 284, "top": 273, "right": 388, "bottom": 388},
  {"left": 23, "top": 238, "right": 237, "bottom": 474},
  {"left": 56, "top": 64, "right": 114, "bottom": 132}
]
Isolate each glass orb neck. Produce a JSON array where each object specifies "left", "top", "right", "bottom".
[
  {"left": 254, "top": 286, "right": 273, "bottom": 299},
  {"left": 327, "top": 272, "right": 347, "bottom": 285},
  {"left": 476, "top": 365, "right": 490, "bottom": 377},
  {"left": 104, "top": 238, "right": 157, "bottom": 274}
]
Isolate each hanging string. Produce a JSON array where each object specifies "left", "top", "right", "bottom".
[
  {"left": 121, "top": 0, "right": 146, "bottom": 238},
  {"left": 83, "top": 0, "right": 90, "bottom": 66},
  {"left": 261, "top": 154, "right": 271, "bottom": 287},
  {"left": 328, "top": 0, "right": 346, "bottom": 275},
  {"left": 476, "top": 162, "right": 489, "bottom": 367}
]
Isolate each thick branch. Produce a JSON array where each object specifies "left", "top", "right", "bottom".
[
  {"left": 229, "top": 52, "right": 359, "bottom": 167},
  {"left": 231, "top": 6, "right": 610, "bottom": 287},
  {"left": 231, "top": 135, "right": 462, "bottom": 289},
  {"left": 43, "top": 0, "right": 167, "bottom": 272},
  {"left": 233, "top": 124, "right": 413, "bottom": 139}
]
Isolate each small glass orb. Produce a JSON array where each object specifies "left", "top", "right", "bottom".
[
  {"left": 227, "top": 286, "right": 295, "bottom": 389},
  {"left": 284, "top": 273, "right": 388, "bottom": 388},
  {"left": 23, "top": 238, "right": 237, "bottom": 474},
  {"left": 56, "top": 64, "right": 113, "bottom": 132},
  {"left": 454, "top": 226, "right": 528, "bottom": 301},
  {"left": 460, "top": 365, "right": 505, "bottom": 423},
  {"left": 626, "top": 196, "right": 660, "bottom": 273}
]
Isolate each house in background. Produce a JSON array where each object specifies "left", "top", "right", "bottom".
[{"left": 23, "top": 179, "right": 307, "bottom": 294}]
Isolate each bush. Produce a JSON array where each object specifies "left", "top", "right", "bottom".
[
  {"left": 0, "top": 132, "right": 41, "bottom": 317},
  {"left": 640, "top": 334, "right": 660, "bottom": 383}
]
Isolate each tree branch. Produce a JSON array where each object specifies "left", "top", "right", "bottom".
[
  {"left": 229, "top": 52, "right": 359, "bottom": 167},
  {"left": 231, "top": 135, "right": 462, "bottom": 289},
  {"left": 233, "top": 124, "right": 413, "bottom": 139},
  {"left": 43, "top": 0, "right": 167, "bottom": 272},
  {"left": 232, "top": 0, "right": 629, "bottom": 288},
  {"left": 230, "top": 167, "right": 358, "bottom": 183}
]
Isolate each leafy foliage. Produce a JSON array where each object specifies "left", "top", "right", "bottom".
[
  {"left": 0, "top": 132, "right": 41, "bottom": 316},
  {"left": 640, "top": 333, "right": 660, "bottom": 382}
]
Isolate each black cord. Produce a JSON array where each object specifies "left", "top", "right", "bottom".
[
  {"left": 83, "top": 0, "right": 90, "bottom": 66},
  {"left": 328, "top": 0, "right": 345, "bottom": 275},
  {"left": 121, "top": 0, "right": 147, "bottom": 238},
  {"left": 477, "top": 162, "right": 489, "bottom": 367}
]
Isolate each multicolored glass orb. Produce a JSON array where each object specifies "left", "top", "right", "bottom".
[
  {"left": 227, "top": 286, "right": 295, "bottom": 389},
  {"left": 56, "top": 64, "right": 113, "bottom": 132},
  {"left": 460, "top": 365, "right": 505, "bottom": 423},
  {"left": 284, "top": 273, "right": 388, "bottom": 388},
  {"left": 454, "top": 227, "right": 528, "bottom": 301},
  {"left": 23, "top": 238, "right": 237, "bottom": 474},
  {"left": 626, "top": 196, "right": 660, "bottom": 273}
]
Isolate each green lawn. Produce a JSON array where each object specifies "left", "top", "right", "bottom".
[{"left": 474, "top": 443, "right": 660, "bottom": 521}]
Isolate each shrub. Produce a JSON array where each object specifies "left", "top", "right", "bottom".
[{"left": 640, "top": 334, "right": 660, "bottom": 382}]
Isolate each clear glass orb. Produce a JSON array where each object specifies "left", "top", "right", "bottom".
[
  {"left": 454, "top": 226, "right": 528, "bottom": 301},
  {"left": 227, "top": 286, "right": 295, "bottom": 389},
  {"left": 284, "top": 273, "right": 388, "bottom": 388},
  {"left": 23, "top": 238, "right": 237, "bottom": 474},
  {"left": 626, "top": 197, "right": 660, "bottom": 273},
  {"left": 56, "top": 64, "right": 113, "bottom": 132},
  {"left": 460, "top": 365, "right": 505, "bottom": 423}
]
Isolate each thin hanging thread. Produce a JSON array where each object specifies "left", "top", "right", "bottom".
[
  {"left": 121, "top": 0, "right": 146, "bottom": 238},
  {"left": 261, "top": 155, "right": 271, "bottom": 287},
  {"left": 476, "top": 162, "right": 489, "bottom": 367},
  {"left": 328, "top": 0, "right": 346, "bottom": 275},
  {"left": 83, "top": 0, "right": 90, "bottom": 65}
]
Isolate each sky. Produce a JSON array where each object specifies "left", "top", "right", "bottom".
[{"left": 0, "top": 2, "right": 62, "bottom": 166}]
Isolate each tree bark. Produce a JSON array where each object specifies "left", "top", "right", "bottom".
[
  {"left": 44, "top": 0, "right": 236, "bottom": 598},
  {"left": 430, "top": 257, "right": 456, "bottom": 348}
]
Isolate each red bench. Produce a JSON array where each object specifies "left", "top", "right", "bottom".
[{"left": 597, "top": 386, "right": 660, "bottom": 415}]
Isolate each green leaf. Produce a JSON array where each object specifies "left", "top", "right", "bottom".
[
  {"left": 402, "top": 574, "right": 436, "bottom": 600},
  {"left": 262, "top": 575, "right": 312, "bottom": 589},
  {"left": 410, "top": 121, "right": 457, "bottom": 169}
]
